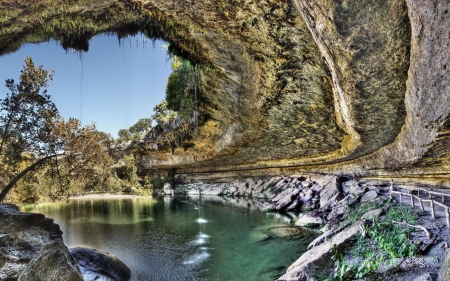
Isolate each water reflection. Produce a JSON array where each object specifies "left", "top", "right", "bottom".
[
  {"left": 184, "top": 198, "right": 212, "bottom": 267},
  {"left": 21, "top": 196, "right": 316, "bottom": 281}
]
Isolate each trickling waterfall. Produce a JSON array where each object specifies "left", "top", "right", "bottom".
[
  {"left": 79, "top": 52, "right": 84, "bottom": 124},
  {"left": 0, "top": 34, "right": 171, "bottom": 137}
]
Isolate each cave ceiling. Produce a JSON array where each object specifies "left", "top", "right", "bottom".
[{"left": 1, "top": 0, "right": 449, "bottom": 183}]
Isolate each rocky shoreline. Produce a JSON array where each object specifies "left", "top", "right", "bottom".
[
  {"left": 162, "top": 174, "right": 450, "bottom": 281},
  {"left": 163, "top": 174, "right": 342, "bottom": 212},
  {"left": 2, "top": 174, "right": 450, "bottom": 280},
  {"left": 0, "top": 205, "right": 130, "bottom": 281}
]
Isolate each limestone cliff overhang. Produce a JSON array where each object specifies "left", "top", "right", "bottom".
[{"left": 0, "top": 0, "right": 449, "bottom": 182}]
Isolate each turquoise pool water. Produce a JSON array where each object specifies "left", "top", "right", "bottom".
[{"left": 21, "top": 196, "right": 315, "bottom": 281}]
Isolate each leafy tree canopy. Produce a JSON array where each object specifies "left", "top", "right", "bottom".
[
  {"left": 118, "top": 129, "right": 131, "bottom": 141},
  {"left": 165, "top": 57, "right": 197, "bottom": 120},
  {"left": 151, "top": 100, "right": 177, "bottom": 126},
  {"left": 129, "top": 118, "right": 152, "bottom": 134},
  {"left": 0, "top": 57, "right": 110, "bottom": 202}
]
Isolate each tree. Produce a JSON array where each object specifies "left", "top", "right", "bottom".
[
  {"left": 165, "top": 57, "right": 197, "bottom": 119},
  {"left": 129, "top": 118, "right": 152, "bottom": 134},
  {"left": 116, "top": 118, "right": 152, "bottom": 145},
  {"left": 0, "top": 57, "right": 110, "bottom": 202},
  {"left": 151, "top": 100, "right": 177, "bottom": 126},
  {"left": 118, "top": 129, "right": 131, "bottom": 141},
  {"left": 96, "top": 131, "right": 114, "bottom": 154}
]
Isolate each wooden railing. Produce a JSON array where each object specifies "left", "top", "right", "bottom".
[{"left": 390, "top": 185, "right": 450, "bottom": 229}]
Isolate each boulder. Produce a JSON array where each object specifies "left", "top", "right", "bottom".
[
  {"left": 252, "top": 180, "right": 267, "bottom": 196},
  {"left": 254, "top": 180, "right": 275, "bottom": 198},
  {"left": 237, "top": 182, "right": 247, "bottom": 196},
  {"left": 262, "top": 202, "right": 275, "bottom": 212},
  {"left": 163, "top": 183, "right": 172, "bottom": 195},
  {"left": 300, "top": 181, "right": 312, "bottom": 188},
  {"left": 261, "top": 187, "right": 278, "bottom": 200},
  {"left": 273, "top": 188, "right": 295, "bottom": 203},
  {"left": 364, "top": 180, "right": 386, "bottom": 187},
  {"left": 413, "top": 273, "right": 433, "bottom": 281},
  {"left": 229, "top": 186, "right": 238, "bottom": 196},
  {"left": 439, "top": 248, "right": 450, "bottom": 281},
  {"left": 361, "top": 190, "right": 378, "bottom": 203},
  {"left": 366, "top": 185, "right": 381, "bottom": 192},
  {"left": 307, "top": 229, "right": 334, "bottom": 250},
  {"left": 188, "top": 188, "right": 201, "bottom": 195},
  {"left": 310, "top": 175, "right": 341, "bottom": 209},
  {"left": 327, "top": 203, "right": 347, "bottom": 222},
  {"left": 0, "top": 205, "right": 64, "bottom": 280},
  {"left": 309, "top": 208, "right": 385, "bottom": 251},
  {"left": 295, "top": 214, "right": 323, "bottom": 227},
  {"left": 291, "top": 178, "right": 300, "bottom": 185},
  {"left": 360, "top": 208, "right": 384, "bottom": 221},
  {"left": 286, "top": 198, "right": 300, "bottom": 210},
  {"left": 18, "top": 240, "right": 84, "bottom": 281},
  {"left": 70, "top": 247, "right": 131, "bottom": 281},
  {"left": 202, "top": 187, "right": 223, "bottom": 196},
  {"left": 244, "top": 178, "right": 257, "bottom": 196},
  {"left": 345, "top": 181, "right": 367, "bottom": 197},
  {"left": 342, "top": 180, "right": 363, "bottom": 196},
  {"left": 275, "top": 178, "right": 289, "bottom": 189},
  {"left": 278, "top": 222, "right": 362, "bottom": 280},
  {"left": 275, "top": 189, "right": 300, "bottom": 211},
  {"left": 298, "top": 189, "right": 313, "bottom": 203}
]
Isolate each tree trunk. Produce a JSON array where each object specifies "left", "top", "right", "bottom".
[{"left": 0, "top": 154, "right": 62, "bottom": 202}]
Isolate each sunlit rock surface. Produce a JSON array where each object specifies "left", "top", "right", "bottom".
[
  {"left": 0, "top": 0, "right": 449, "bottom": 184},
  {"left": 18, "top": 240, "right": 84, "bottom": 281},
  {"left": 69, "top": 247, "right": 131, "bottom": 281},
  {"left": 0, "top": 205, "right": 82, "bottom": 280}
]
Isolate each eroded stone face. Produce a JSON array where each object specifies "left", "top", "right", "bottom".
[
  {"left": 0, "top": 205, "right": 70, "bottom": 280},
  {"left": 1, "top": 0, "right": 449, "bottom": 182}
]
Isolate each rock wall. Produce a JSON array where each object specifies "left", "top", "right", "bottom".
[
  {"left": 0, "top": 0, "right": 448, "bottom": 183},
  {"left": 0, "top": 205, "right": 83, "bottom": 280}
]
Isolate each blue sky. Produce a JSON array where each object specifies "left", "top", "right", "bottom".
[{"left": 0, "top": 34, "right": 172, "bottom": 137}]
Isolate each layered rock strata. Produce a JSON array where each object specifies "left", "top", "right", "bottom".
[
  {"left": 0, "top": 0, "right": 449, "bottom": 182},
  {"left": 0, "top": 205, "right": 83, "bottom": 281}
]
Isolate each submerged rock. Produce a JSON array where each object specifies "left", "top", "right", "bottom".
[
  {"left": 18, "top": 240, "right": 83, "bottom": 281},
  {"left": 249, "top": 231, "right": 271, "bottom": 243},
  {"left": 266, "top": 226, "right": 306, "bottom": 239},
  {"left": 70, "top": 247, "right": 131, "bottom": 281}
]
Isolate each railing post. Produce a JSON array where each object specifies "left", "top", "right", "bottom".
[
  {"left": 446, "top": 208, "right": 450, "bottom": 230},
  {"left": 411, "top": 195, "right": 414, "bottom": 207},
  {"left": 431, "top": 201, "right": 436, "bottom": 218},
  {"left": 400, "top": 193, "right": 403, "bottom": 203},
  {"left": 389, "top": 179, "right": 394, "bottom": 198},
  {"left": 419, "top": 198, "right": 424, "bottom": 211}
]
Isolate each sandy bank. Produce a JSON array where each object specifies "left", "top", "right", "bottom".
[{"left": 69, "top": 194, "right": 147, "bottom": 200}]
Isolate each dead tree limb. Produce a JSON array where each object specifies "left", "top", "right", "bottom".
[{"left": 392, "top": 220, "right": 432, "bottom": 239}]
